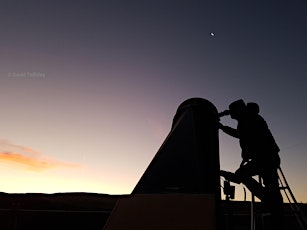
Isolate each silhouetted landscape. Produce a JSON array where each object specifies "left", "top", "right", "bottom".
[
  {"left": 0, "top": 192, "right": 306, "bottom": 230},
  {"left": 0, "top": 192, "right": 119, "bottom": 230}
]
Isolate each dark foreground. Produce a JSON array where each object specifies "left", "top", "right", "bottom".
[{"left": 0, "top": 192, "right": 306, "bottom": 230}]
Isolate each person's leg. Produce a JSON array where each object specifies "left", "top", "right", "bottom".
[
  {"left": 235, "top": 161, "right": 265, "bottom": 200},
  {"left": 262, "top": 168, "right": 283, "bottom": 205},
  {"left": 261, "top": 166, "right": 284, "bottom": 229}
]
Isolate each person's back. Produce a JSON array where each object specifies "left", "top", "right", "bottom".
[
  {"left": 238, "top": 103, "right": 280, "bottom": 166},
  {"left": 250, "top": 114, "right": 280, "bottom": 167}
]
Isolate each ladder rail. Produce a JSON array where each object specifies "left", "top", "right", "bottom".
[
  {"left": 249, "top": 166, "right": 307, "bottom": 230},
  {"left": 278, "top": 167, "right": 298, "bottom": 204},
  {"left": 278, "top": 168, "right": 299, "bottom": 210},
  {"left": 278, "top": 167, "right": 307, "bottom": 230}
]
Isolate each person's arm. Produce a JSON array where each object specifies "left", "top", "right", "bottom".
[{"left": 219, "top": 123, "right": 240, "bottom": 138}]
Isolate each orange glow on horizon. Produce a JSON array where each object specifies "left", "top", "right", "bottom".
[{"left": 0, "top": 151, "right": 81, "bottom": 171}]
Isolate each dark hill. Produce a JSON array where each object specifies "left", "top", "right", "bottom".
[
  {"left": 0, "top": 192, "right": 121, "bottom": 230},
  {"left": 0, "top": 192, "right": 120, "bottom": 210},
  {"left": 0, "top": 192, "right": 306, "bottom": 230}
]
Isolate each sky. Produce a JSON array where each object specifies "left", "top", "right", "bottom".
[{"left": 0, "top": 1, "right": 306, "bottom": 202}]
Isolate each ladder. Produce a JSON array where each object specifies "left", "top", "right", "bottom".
[
  {"left": 277, "top": 167, "right": 307, "bottom": 230},
  {"left": 250, "top": 167, "right": 307, "bottom": 230}
]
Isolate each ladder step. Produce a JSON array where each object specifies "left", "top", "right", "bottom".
[{"left": 279, "top": 186, "right": 289, "bottom": 190}]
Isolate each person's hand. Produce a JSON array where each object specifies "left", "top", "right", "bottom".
[
  {"left": 241, "top": 151, "right": 252, "bottom": 161},
  {"left": 219, "top": 110, "right": 230, "bottom": 117}
]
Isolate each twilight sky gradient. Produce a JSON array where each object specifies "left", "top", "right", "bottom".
[{"left": 0, "top": 1, "right": 306, "bottom": 202}]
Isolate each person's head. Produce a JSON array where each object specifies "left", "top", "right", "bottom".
[{"left": 228, "top": 99, "right": 246, "bottom": 120}]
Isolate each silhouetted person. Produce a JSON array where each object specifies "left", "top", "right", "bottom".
[{"left": 219, "top": 99, "right": 284, "bottom": 228}]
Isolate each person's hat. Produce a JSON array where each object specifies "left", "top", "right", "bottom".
[{"left": 229, "top": 99, "right": 246, "bottom": 111}]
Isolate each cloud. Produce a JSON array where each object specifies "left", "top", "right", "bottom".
[{"left": 0, "top": 140, "right": 81, "bottom": 171}]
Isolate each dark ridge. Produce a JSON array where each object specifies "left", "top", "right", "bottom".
[
  {"left": 0, "top": 192, "right": 306, "bottom": 230},
  {"left": 0, "top": 192, "right": 123, "bottom": 211}
]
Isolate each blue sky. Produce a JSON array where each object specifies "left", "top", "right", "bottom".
[{"left": 0, "top": 1, "right": 306, "bottom": 202}]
